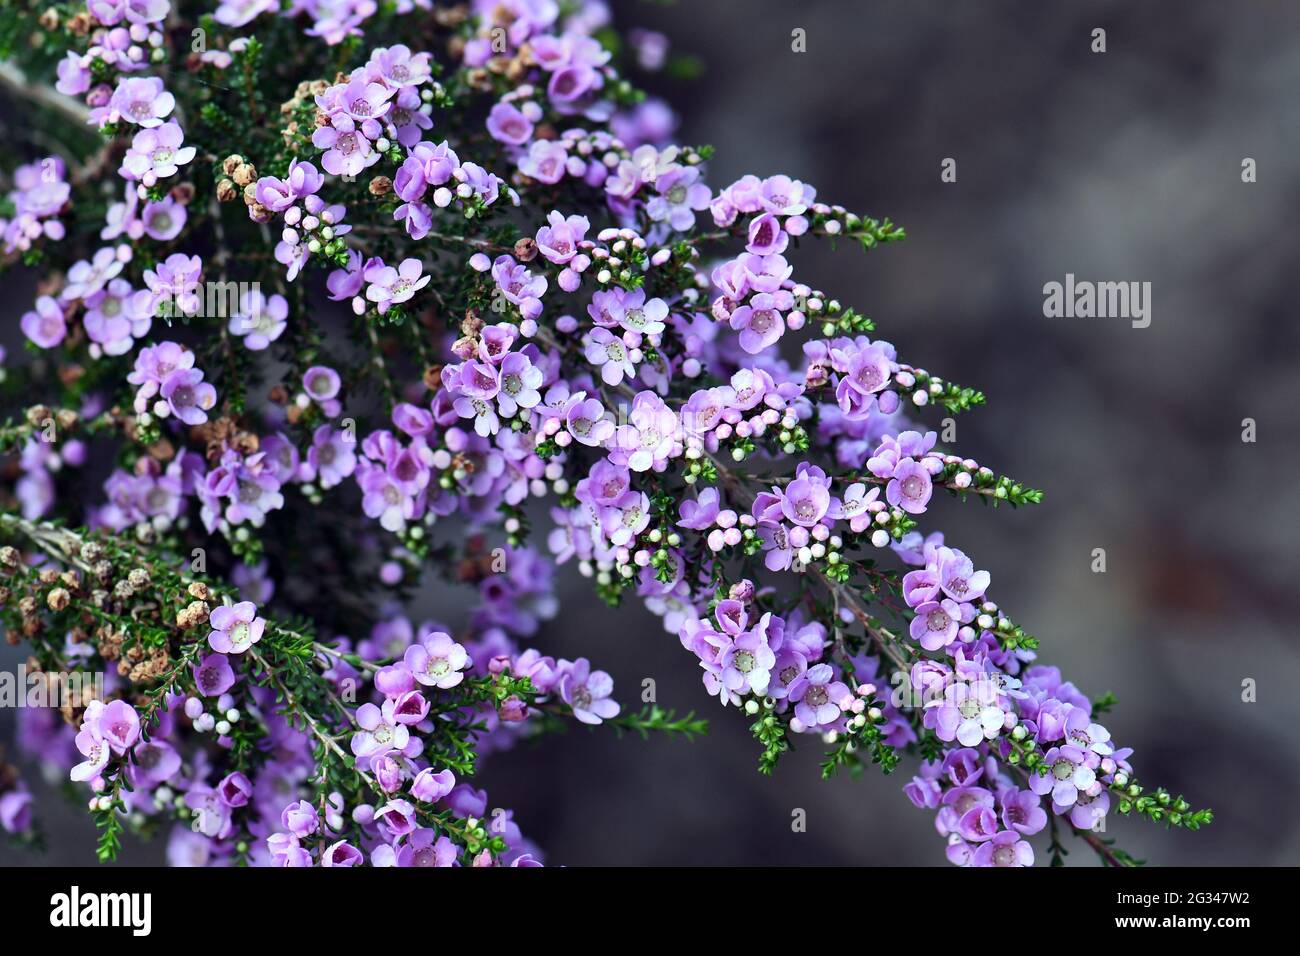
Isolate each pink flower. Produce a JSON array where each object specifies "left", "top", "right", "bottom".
[
  {"left": 365, "top": 257, "right": 430, "bottom": 314},
  {"left": 108, "top": 76, "right": 175, "bottom": 127},
  {"left": 403, "top": 633, "right": 468, "bottom": 689},
  {"left": 207, "top": 601, "right": 266, "bottom": 654},
  {"left": 558, "top": 658, "right": 620, "bottom": 725}
]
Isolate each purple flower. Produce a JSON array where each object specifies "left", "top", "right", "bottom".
[
  {"left": 351, "top": 701, "right": 409, "bottom": 759},
  {"left": 56, "top": 53, "right": 91, "bottom": 97},
  {"left": 141, "top": 197, "right": 186, "bottom": 240},
  {"left": 71, "top": 724, "right": 110, "bottom": 782},
  {"left": 729, "top": 292, "right": 786, "bottom": 354},
  {"left": 365, "top": 257, "right": 430, "bottom": 314},
  {"left": 338, "top": 74, "right": 394, "bottom": 125},
  {"left": 491, "top": 254, "right": 548, "bottom": 319},
  {"left": 487, "top": 101, "right": 535, "bottom": 145},
  {"left": 646, "top": 165, "right": 711, "bottom": 231},
  {"left": 1063, "top": 787, "right": 1111, "bottom": 831},
  {"left": 518, "top": 139, "right": 569, "bottom": 184},
  {"left": 193, "top": 653, "right": 236, "bottom": 697},
  {"left": 359, "top": 467, "right": 414, "bottom": 532},
  {"left": 565, "top": 396, "right": 614, "bottom": 447},
  {"left": 0, "top": 789, "right": 32, "bottom": 834},
  {"left": 756, "top": 521, "right": 795, "bottom": 572},
  {"left": 780, "top": 466, "right": 832, "bottom": 527},
  {"left": 909, "top": 597, "right": 969, "bottom": 651},
  {"left": 1000, "top": 788, "right": 1048, "bottom": 836},
  {"left": 186, "top": 786, "right": 234, "bottom": 838},
  {"left": 746, "top": 213, "right": 787, "bottom": 255},
  {"left": 1030, "top": 744, "right": 1098, "bottom": 808},
  {"left": 120, "top": 121, "right": 196, "bottom": 185},
  {"left": 558, "top": 658, "right": 620, "bottom": 725},
  {"left": 972, "top": 830, "right": 1034, "bottom": 867},
  {"left": 108, "top": 76, "right": 175, "bottom": 127},
  {"left": 229, "top": 290, "right": 289, "bottom": 350},
  {"left": 1062, "top": 708, "right": 1114, "bottom": 756},
  {"left": 404, "top": 632, "right": 469, "bottom": 689},
  {"left": 613, "top": 287, "right": 668, "bottom": 336},
  {"left": 535, "top": 210, "right": 589, "bottom": 265},
  {"left": 307, "top": 425, "right": 357, "bottom": 489},
  {"left": 938, "top": 550, "right": 991, "bottom": 604},
  {"left": 759, "top": 174, "right": 814, "bottom": 215},
  {"left": 584, "top": 327, "right": 636, "bottom": 386},
  {"left": 410, "top": 767, "right": 456, "bottom": 803},
  {"left": 612, "top": 392, "right": 678, "bottom": 472},
  {"left": 313, "top": 116, "right": 376, "bottom": 178},
  {"left": 788, "top": 663, "right": 850, "bottom": 729},
  {"left": 827, "top": 482, "right": 879, "bottom": 533},
  {"left": 496, "top": 353, "right": 544, "bottom": 417},
  {"left": 207, "top": 601, "right": 266, "bottom": 655},
  {"left": 160, "top": 367, "right": 217, "bottom": 425},
  {"left": 300, "top": 363, "right": 344, "bottom": 417},
  {"left": 720, "top": 629, "right": 776, "bottom": 698},
  {"left": 395, "top": 830, "right": 458, "bottom": 867},
  {"left": 83, "top": 278, "right": 149, "bottom": 355},
  {"left": 928, "top": 678, "right": 1005, "bottom": 746},
  {"left": 143, "top": 252, "right": 203, "bottom": 316},
  {"left": 20, "top": 296, "right": 67, "bottom": 349},
  {"left": 215, "top": 0, "right": 276, "bottom": 28},
  {"left": 322, "top": 841, "right": 364, "bottom": 866},
  {"left": 63, "top": 246, "right": 125, "bottom": 301},
  {"left": 95, "top": 699, "right": 141, "bottom": 754},
  {"left": 887, "top": 458, "right": 933, "bottom": 515},
  {"left": 369, "top": 44, "right": 433, "bottom": 89},
  {"left": 281, "top": 800, "right": 320, "bottom": 838}
]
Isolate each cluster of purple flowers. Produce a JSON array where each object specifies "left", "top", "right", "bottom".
[
  {"left": 53, "top": 1, "right": 171, "bottom": 128},
  {"left": 255, "top": 158, "right": 352, "bottom": 280},
  {"left": 312, "top": 46, "right": 431, "bottom": 176},
  {"left": 1, "top": 157, "right": 70, "bottom": 254},
  {"left": 127, "top": 341, "right": 217, "bottom": 425},
  {"left": 0, "top": 0, "right": 1201, "bottom": 869},
  {"left": 72, "top": 699, "right": 141, "bottom": 783},
  {"left": 390, "top": 139, "right": 513, "bottom": 240}
]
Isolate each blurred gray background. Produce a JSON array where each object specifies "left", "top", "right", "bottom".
[{"left": 4, "top": 0, "right": 1300, "bottom": 865}]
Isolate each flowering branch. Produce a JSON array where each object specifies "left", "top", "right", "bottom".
[{"left": 0, "top": 0, "right": 1208, "bottom": 868}]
